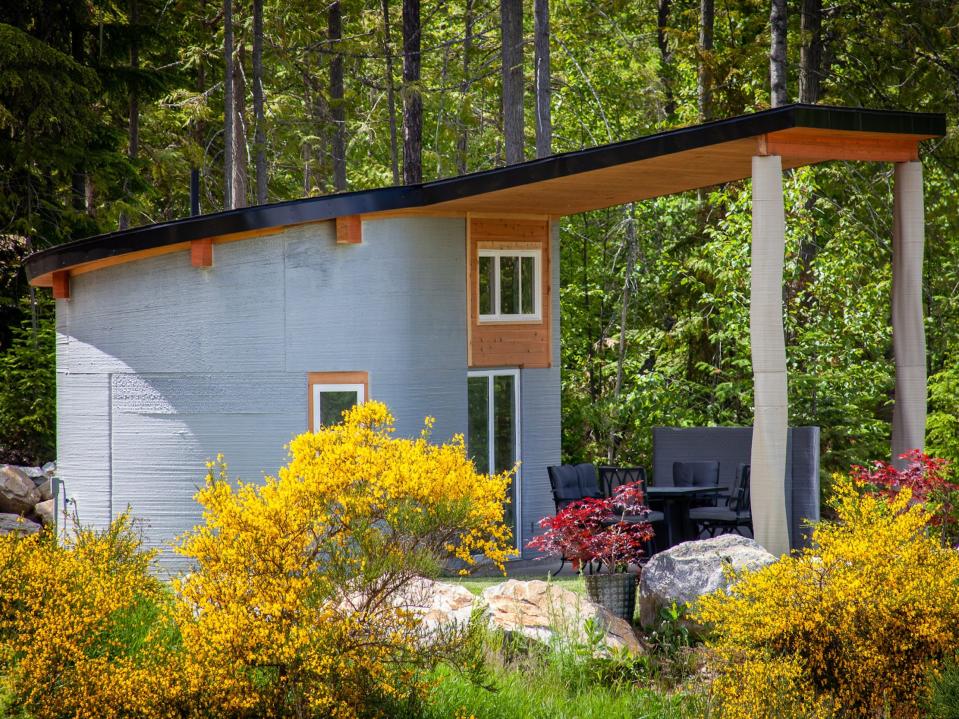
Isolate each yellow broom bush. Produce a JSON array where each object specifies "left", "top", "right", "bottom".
[
  {"left": 697, "top": 478, "right": 959, "bottom": 718},
  {"left": 0, "top": 515, "right": 181, "bottom": 719},
  {"left": 174, "top": 401, "right": 514, "bottom": 718}
]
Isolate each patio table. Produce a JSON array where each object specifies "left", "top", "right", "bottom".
[{"left": 645, "top": 486, "right": 726, "bottom": 548}]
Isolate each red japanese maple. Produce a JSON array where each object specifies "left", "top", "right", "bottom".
[
  {"left": 526, "top": 482, "right": 655, "bottom": 573},
  {"left": 851, "top": 449, "right": 959, "bottom": 545}
]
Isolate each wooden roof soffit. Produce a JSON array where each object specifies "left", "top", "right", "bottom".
[{"left": 757, "top": 129, "right": 920, "bottom": 164}]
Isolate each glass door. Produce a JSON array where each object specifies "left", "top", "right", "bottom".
[{"left": 467, "top": 369, "right": 521, "bottom": 548}]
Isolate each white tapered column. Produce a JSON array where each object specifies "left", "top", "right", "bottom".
[
  {"left": 750, "top": 155, "right": 791, "bottom": 557},
  {"left": 891, "top": 161, "right": 927, "bottom": 467}
]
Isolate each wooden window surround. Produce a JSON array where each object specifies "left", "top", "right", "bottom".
[
  {"left": 467, "top": 216, "right": 552, "bottom": 368},
  {"left": 307, "top": 371, "right": 369, "bottom": 431}
]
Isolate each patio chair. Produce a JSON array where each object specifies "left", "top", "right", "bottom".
[
  {"left": 597, "top": 466, "right": 666, "bottom": 557},
  {"left": 673, "top": 460, "right": 721, "bottom": 508},
  {"left": 545, "top": 464, "right": 604, "bottom": 573},
  {"left": 689, "top": 464, "right": 752, "bottom": 538}
]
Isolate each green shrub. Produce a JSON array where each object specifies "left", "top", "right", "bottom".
[{"left": 927, "top": 658, "right": 959, "bottom": 719}]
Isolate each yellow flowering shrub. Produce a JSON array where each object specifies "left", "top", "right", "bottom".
[
  {"left": 175, "top": 401, "right": 513, "bottom": 718},
  {"left": 0, "top": 514, "right": 181, "bottom": 719},
  {"left": 697, "top": 478, "right": 959, "bottom": 718}
]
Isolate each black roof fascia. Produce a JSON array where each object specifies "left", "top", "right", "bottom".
[{"left": 25, "top": 104, "right": 946, "bottom": 282}]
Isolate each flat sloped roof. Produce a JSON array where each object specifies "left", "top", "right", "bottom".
[{"left": 26, "top": 103, "right": 946, "bottom": 286}]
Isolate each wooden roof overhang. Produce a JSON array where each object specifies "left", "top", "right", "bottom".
[{"left": 26, "top": 104, "right": 945, "bottom": 287}]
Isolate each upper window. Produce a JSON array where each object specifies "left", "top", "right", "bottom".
[{"left": 478, "top": 248, "right": 541, "bottom": 322}]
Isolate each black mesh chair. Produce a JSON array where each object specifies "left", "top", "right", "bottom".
[
  {"left": 597, "top": 466, "right": 666, "bottom": 557},
  {"left": 689, "top": 464, "right": 752, "bottom": 537},
  {"left": 673, "top": 460, "right": 721, "bottom": 508},
  {"left": 545, "top": 463, "right": 604, "bottom": 572}
]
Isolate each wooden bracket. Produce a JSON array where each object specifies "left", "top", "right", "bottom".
[
  {"left": 191, "top": 238, "right": 214, "bottom": 268},
  {"left": 336, "top": 215, "right": 362, "bottom": 244},
  {"left": 758, "top": 130, "right": 920, "bottom": 163},
  {"left": 52, "top": 271, "right": 71, "bottom": 300}
]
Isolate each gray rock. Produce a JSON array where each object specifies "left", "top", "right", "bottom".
[
  {"left": 0, "top": 512, "right": 41, "bottom": 535},
  {"left": 42, "top": 461, "right": 56, "bottom": 477},
  {"left": 481, "top": 579, "right": 642, "bottom": 654},
  {"left": 35, "top": 478, "right": 54, "bottom": 502},
  {"left": 638, "top": 534, "right": 776, "bottom": 628},
  {"left": 0, "top": 466, "right": 41, "bottom": 515},
  {"left": 19, "top": 466, "right": 46, "bottom": 480},
  {"left": 34, "top": 499, "right": 55, "bottom": 527}
]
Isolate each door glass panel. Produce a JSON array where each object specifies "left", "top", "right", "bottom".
[
  {"left": 319, "top": 391, "right": 358, "bottom": 427},
  {"left": 521, "top": 256, "right": 535, "bottom": 314},
  {"left": 478, "top": 256, "right": 494, "bottom": 315},
  {"left": 493, "top": 375, "right": 517, "bottom": 532},
  {"left": 500, "top": 256, "right": 519, "bottom": 315},
  {"left": 467, "top": 377, "right": 490, "bottom": 473}
]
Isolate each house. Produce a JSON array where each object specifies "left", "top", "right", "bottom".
[{"left": 25, "top": 105, "right": 945, "bottom": 572}]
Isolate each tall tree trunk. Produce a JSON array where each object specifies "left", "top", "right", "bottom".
[
  {"left": 533, "top": 0, "right": 551, "bottom": 158},
  {"left": 698, "top": 0, "right": 714, "bottom": 120},
  {"left": 500, "top": 0, "right": 524, "bottom": 164},
  {"left": 456, "top": 0, "right": 474, "bottom": 174},
  {"left": 402, "top": 0, "right": 422, "bottom": 184},
  {"left": 770, "top": 0, "right": 788, "bottom": 107},
  {"left": 657, "top": 0, "right": 675, "bottom": 118},
  {"left": 329, "top": 1, "right": 347, "bottom": 191},
  {"left": 119, "top": 0, "right": 139, "bottom": 230},
  {"left": 382, "top": 0, "right": 400, "bottom": 184},
  {"left": 799, "top": 0, "right": 822, "bottom": 103},
  {"left": 232, "top": 44, "right": 248, "bottom": 207},
  {"left": 252, "top": 0, "right": 267, "bottom": 204},
  {"left": 223, "top": 0, "right": 234, "bottom": 209}
]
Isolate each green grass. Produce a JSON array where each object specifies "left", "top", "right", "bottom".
[
  {"left": 447, "top": 574, "right": 586, "bottom": 597},
  {"left": 424, "top": 663, "right": 707, "bottom": 719}
]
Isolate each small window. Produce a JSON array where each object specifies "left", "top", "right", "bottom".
[
  {"left": 478, "top": 249, "right": 541, "bottom": 322},
  {"left": 308, "top": 372, "right": 368, "bottom": 430}
]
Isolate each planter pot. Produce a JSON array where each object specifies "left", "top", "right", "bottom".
[{"left": 584, "top": 572, "right": 637, "bottom": 623}]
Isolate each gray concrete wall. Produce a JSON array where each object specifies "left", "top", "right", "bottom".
[
  {"left": 518, "top": 220, "right": 562, "bottom": 553},
  {"left": 57, "top": 216, "right": 471, "bottom": 573}
]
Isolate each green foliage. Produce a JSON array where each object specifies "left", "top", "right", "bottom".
[
  {"left": 0, "top": 299, "right": 55, "bottom": 464},
  {"left": 928, "top": 357, "right": 959, "bottom": 467},
  {"left": 927, "top": 657, "right": 959, "bottom": 719}
]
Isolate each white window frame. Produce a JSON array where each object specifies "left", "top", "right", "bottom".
[
  {"left": 478, "top": 248, "right": 542, "bottom": 323},
  {"left": 312, "top": 383, "right": 365, "bottom": 429},
  {"left": 467, "top": 368, "right": 522, "bottom": 550}
]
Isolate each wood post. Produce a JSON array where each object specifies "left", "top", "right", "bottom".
[
  {"left": 750, "top": 155, "right": 791, "bottom": 557},
  {"left": 891, "top": 161, "right": 927, "bottom": 467}
]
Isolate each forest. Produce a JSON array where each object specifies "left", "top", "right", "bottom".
[{"left": 1, "top": 0, "right": 957, "bottom": 478}]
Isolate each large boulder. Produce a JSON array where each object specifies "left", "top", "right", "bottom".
[
  {"left": 34, "top": 499, "right": 55, "bottom": 527},
  {"left": 0, "top": 466, "right": 41, "bottom": 515},
  {"left": 639, "top": 534, "right": 776, "bottom": 627},
  {"left": 481, "top": 579, "right": 642, "bottom": 654},
  {"left": 0, "top": 513, "right": 41, "bottom": 535},
  {"left": 35, "top": 478, "right": 54, "bottom": 502}
]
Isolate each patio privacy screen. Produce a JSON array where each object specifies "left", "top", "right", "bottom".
[{"left": 652, "top": 426, "right": 820, "bottom": 551}]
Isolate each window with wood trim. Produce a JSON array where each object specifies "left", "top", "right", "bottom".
[
  {"left": 477, "top": 248, "right": 541, "bottom": 322},
  {"left": 307, "top": 371, "right": 369, "bottom": 431}
]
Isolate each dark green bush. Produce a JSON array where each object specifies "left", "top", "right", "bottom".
[{"left": 928, "top": 658, "right": 959, "bottom": 719}]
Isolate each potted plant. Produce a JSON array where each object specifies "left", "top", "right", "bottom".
[{"left": 527, "top": 482, "right": 654, "bottom": 621}]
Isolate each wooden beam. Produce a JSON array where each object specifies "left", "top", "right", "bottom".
[
  {"left": 759, "top": 130, "right": 920, "bottom": 163},
  {"left": 52, "top": 271, "right": 70, "bottom": 300},
  {"left": 191, "top": 238, "right": 214, "bottom": 268},
  {"left": 336, "top": 215, "right": 362, "bottom": 244}
]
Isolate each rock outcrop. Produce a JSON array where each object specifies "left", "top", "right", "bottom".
[{"left": 481, "top": 579, "right": 642, "bottom": 653}]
